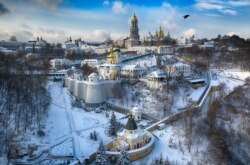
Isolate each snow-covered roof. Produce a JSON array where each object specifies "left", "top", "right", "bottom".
[
  {"left": 158, "top": 45, "right": 172, "bottom": 48},
  {"left": 83, "top": 59, "right": 99, "bottom": 61},
  {"left": 56, "top": 69, "right": 68, "bottom": 73},
  {"left": 50, "top": 58, "right": 70, "bottom": 62},
  {"left": 188, "top": 79, "right": 205, "bottom": 83},
  {"left": 100, "top": 63, "right": 121, "bottom": 67},
  {"left": 26, "top": 53, "right": 40, "bottom": 56},
  {"left": 121, "top": 64, "right": 142, "bottom": 70},
  {"left": 0, "top": 49, "right": 16, "bottom": 53},
  {"left": 0, "top": 47, "right": 7, "bottom": 50},
  {"left": 173, "top": 62, "right": 190, "bottom": 67},
  {"left": 148, "top": 70, "right": 166, "bottom": 78},
  {"left": 118, "top": 129, "right": 146, "bottom": 140},
  {"left": 88, "top": 72, "right": 98, "bottom": 77}
]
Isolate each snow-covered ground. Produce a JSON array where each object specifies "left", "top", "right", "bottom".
[
  {"left": 123, "top": 55, "right": 157, "bottom": 69},
  {"left": 113, "top": 80, "right": 208, "bottom": 119},
  {"left": 17, "top": 81, "right": 129, "bottom": 161},
  {"left": 212, "top": 69, "right": 247, "bottom": 94},
  {"left": 132, "top": 121, "right": 208, "bottom": 165},
  {"left": 215, "top": 69, "right": 250, "bottom": 80},
  {"left": 44, "top": 83, "right": 71, "bottom": 143},
  {"left": 13, "top": 68, "right": 249, "bottom": 164},
  {"left": 50, "top": 138, "right": 73, "bottom": 156}
]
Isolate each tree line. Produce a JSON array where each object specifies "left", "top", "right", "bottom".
[
  {"left": 0, "top": 53, "right": 51, "bottom": 162},
  {"left": 178, "top": 35, "right": 250, "bottom": 71}
]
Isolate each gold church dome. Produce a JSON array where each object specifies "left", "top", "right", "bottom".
[
  {"left": 158, "top": 26, "right": 164, "bottom": 37},
  {"left": 107, "top": 47, "right": 116, "bottom": 63},
  {"left": 131, "top": 13, "right": 138, "bottom": 22}
]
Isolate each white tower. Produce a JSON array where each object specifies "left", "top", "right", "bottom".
[{"left": 85, "top": 73, "right": 105, "bottom": 106}]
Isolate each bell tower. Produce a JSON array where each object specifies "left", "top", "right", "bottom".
[{"left": 130, "top": 13, "right": 140, "bottom": 40}]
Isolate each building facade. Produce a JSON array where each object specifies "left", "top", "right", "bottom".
[
  {"left": 81, "top": 59, "right": 100, "bottom": 68},
  {"left": 157, "top": 45, "right": 174, "bottom": 55},
  {"left": 120, "top": 64, "right": 144, "bottom": 78},
  {"left": 142, "top": 27, "right": 175, "bottom": 46},
  {"left": 125, "top": 13, "right": 140, "bottom": 47},
  {"left": 105, "top": 115, "right": 154, "bottom": 161},
  {"left": 99, "top": 47, "right": 122, "bottom": 80},
  {"left": 166, "top": 62, "right": 191, "bottom": 78},
  {"left": 50, "top": 58, "right": 71, "bottom": 68}
]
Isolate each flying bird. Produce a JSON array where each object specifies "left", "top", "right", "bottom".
[{"left": 183, "top": 15, "right": 190, "bottom": 19}]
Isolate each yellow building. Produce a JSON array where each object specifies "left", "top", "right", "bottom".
[
  {"left": 155, "top": 26, "right": 164, "bottom": 39},
  {"left": 115, "top": 115, "right": 149, "bottom": 151},
  {"left": 105, "top": 115, "right": 155, "bottom": 161},
  {"left": 99, "top": 47, "right": 121, "bottom": 80}
]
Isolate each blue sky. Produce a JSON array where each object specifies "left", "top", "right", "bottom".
[{"left": 0, "top": 0, "right": 249, "bottom": 42}]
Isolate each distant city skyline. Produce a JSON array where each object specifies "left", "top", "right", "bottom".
[{"left": 0, "top": 0, "right": 250, "bottom": 42}]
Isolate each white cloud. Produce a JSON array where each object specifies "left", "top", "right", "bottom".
[
  {"left": 3, "top": 0, "right": 63, "bottom": 12},
  {"left": 195, "top": 2, "right": 224, "bottom": 10},
  {"left": 162, "top": 20, "right": 177, "bottom": 30},
  {"left": 0, "top": 31, "right": 10, "bottom": 40},
  {"left": 204, "top": 13, "right": 221, "bottom": 17},
  {"left": 112, "top": 1, "right": 128, "bottom": 14},
  {"left": 183, "top": 28, "right": 196, "bottom": 38},
  {"left": 103, "top": 0, "right": 110, "bottom": 6},
  {"left": 220, "top": 9, "right": 237, "bottom": 15},
  {"left": 227, "top": 31, "right": 240, "bottom": 36},
  {"left": 85, "top": 29, "right": 110, "bottom": 42},
  {"left": 194, "top": 0, "right": 239, "bottom": 15},
  {"left": 162, "top": 2, "right": 172, "bottom": 9},
  {"left": 228, "top": 1, "right": 250, "bottom": 7},
  {"left": 1, "top": 0, "right": 250, "bottom": 42},
  {"left": 161, "top": 2, "right": 176, "bottom": 20},
  {"left": 20, "top": 23, "right": 32, "bottom": 30},
  {"left": 0, "top": 30, "right": 34, "bottom": 41},
  {"left": 34, "top": 0, "right": 63, "bottom": 11}
]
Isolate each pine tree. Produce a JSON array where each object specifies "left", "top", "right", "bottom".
[
  {"left": 118, "top": 149, "right": 130, "bottom": 165},
  {"left": 90, "top": 132, "right": 93, "bottom": 140},
  {"left": 93, "top": 130, "right": 97, "bottom": 141},
  {"left": 95, "top": 140, "right": 108, "bottom": 165},
  {"left": 108, "top": 111, "right": 119, "bottom": 136}
]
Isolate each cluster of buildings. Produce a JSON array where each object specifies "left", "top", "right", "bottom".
[
  {"left": 114, "top": 13, "right": 175, "bottom": 48},
  {"left": 64, "top": 41, "right": 194, "bottom": 104},
  {"left": 64, "top": 46, "right": 148, "bottom": 106},
  {"left": 0, "top": 36, "right": 24, "bottom": 50},
  {"left": 0, "top": 47, "right": 18, "bottom": 56},
  {"left": 25, "top": 37, "right": 48, "bottom": 52},
  {"left": 146, "top": 62, "right": 192, "bottom": 90},
  {"left": 63, "top": 37, "right": 109, "bottom": 55}
]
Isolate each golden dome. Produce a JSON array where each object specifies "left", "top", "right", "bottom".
[
  {"left": 107, "top": 47, "right": 116, "bottom": 63},
  {"left": 131, "top": 13, "right": 137, "bottom": 22},
  {"left": 158, "top": 26, "right": 164, "bottom": 37}
]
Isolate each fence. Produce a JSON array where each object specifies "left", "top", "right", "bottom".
[{"left": 105, "top": 102, "right": 160, "bottom": 122}]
